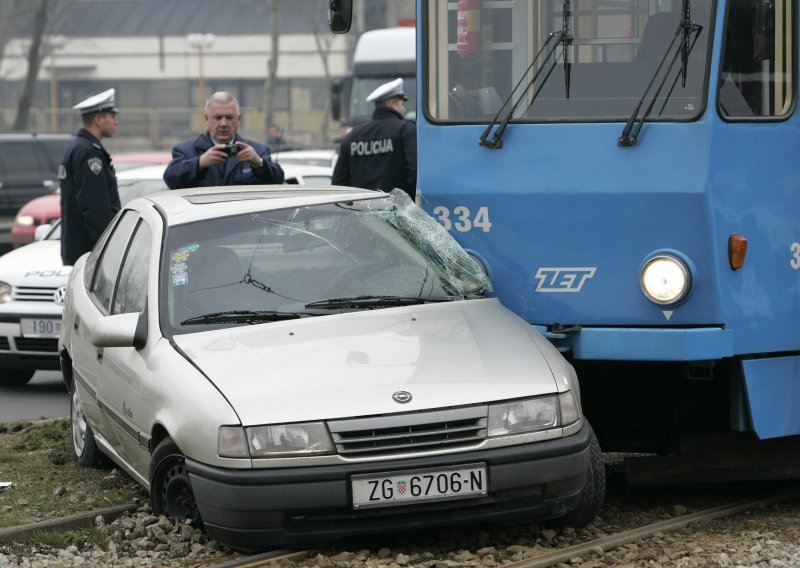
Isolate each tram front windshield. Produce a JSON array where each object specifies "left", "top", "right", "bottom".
[{"left": 425, "top": 0, "right": 713, "bottom": 123}]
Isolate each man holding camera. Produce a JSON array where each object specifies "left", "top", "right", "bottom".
[{"left": 163, "top": 91, "right": 283, "bottom": 189}]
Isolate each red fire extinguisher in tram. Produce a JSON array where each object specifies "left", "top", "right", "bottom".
[{"left": 457, "top": 0, "right": 481, "bottom": 59}]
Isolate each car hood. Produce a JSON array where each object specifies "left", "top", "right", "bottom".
[
  {"left": 172, "top": 299, "right": 559, "bottom": 425},
  {"left": 0, "top": 240, "right": 69, "bottom": 286}
]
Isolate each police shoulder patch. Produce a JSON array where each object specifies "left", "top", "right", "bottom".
[{"left": 87, "top": 157, "right": 103, "bottom": 175}]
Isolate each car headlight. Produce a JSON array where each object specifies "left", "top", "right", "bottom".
[
  {"left": 219, "top": 422, "right": 335, "bottom": 458},
  {"left": 0, "top": 282, "right": 11, "bottom": 304},
  {"left": 640, "top": 254, "right": 691, "bottom": 305},
  {"left": 14, "top": 215, "right": 34, "bottom": 227},
  {"left": 488, "top": 393, "right": 579, "bottom": 436}
]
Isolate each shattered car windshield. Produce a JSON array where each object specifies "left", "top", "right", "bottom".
[
  {"left": 426, "top": 0, "right": 712, "bottom": 122},
  {"left": 161, "top": 190, "right": 492, "bottom": 333}
]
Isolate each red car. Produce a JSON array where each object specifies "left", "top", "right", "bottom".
[{"left": 11, "top": 151, "right": 171, "bottom": 248}]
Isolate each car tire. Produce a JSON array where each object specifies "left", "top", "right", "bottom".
[
  {"left": 0, "top": 369, "right": 34, "bottom": 386},
  {"left": 150, "top": 437, "right": 202, "bottom": 526},
  {"left": 71, "top": 385, "right": 106, "bottom": 467},
  {"left": 550, "top": 423, "right": 605, "bottom": 528}
]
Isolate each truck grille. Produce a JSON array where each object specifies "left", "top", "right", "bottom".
[
  {"left": 328, "top": 405, "right": 488, "bottom": 457},
  {"left": 14, "top": 286, "right": 59, "bottom": 303}
]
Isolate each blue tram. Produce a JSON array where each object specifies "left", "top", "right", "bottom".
[{"left": 331, "top": 0, "right": 799, "bottom": 466}]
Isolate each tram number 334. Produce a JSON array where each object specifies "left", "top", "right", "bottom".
[
  {"left": 791, "top": 243, "right": 800, "bottom": 269},
  {"left": 433, "top": 205, "right": 492, "bottom": 233}
]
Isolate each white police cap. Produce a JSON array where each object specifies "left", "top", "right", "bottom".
[
  {"left": 366, "top": 78, "right": 407, "bottom": 104},
  {"left": 73, "top": 88, "right": 118, "bottom": 115}
]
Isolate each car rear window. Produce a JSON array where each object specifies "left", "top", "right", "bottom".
[{"left": 0, "top": 141, "right": 52, "bottom": 175}]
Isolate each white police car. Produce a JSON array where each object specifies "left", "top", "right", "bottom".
[
  {"left": 0, "top": 222, "right": 66, "bottom": 385},
  {"left": 0, "top": 165, "right": 169, "bottom": 386}
]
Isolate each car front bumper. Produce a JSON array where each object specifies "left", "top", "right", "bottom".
[
  {"left": 0, "top": 315, "right": 61, "bottom": 371},
  {"left": 186, "top": 422, "right": 592, "bottom": 550}
]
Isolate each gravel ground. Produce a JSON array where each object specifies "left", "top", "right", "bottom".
[{"left": 1, "top": 477, "right": 799, "bottom": 568}]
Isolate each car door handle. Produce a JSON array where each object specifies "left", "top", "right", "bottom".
[
  {"left": 74, "top": 316, "right": 80, "bottom": 332},
  {"left": 96, "top": 348, "right": 103, "bottom": 364}
]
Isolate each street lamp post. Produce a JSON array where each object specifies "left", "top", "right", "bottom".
[
  {"left": 186, "top": 33, "right": 216, "bottom": 107},
  {"left": 47, "top": 35, "right": 66, "bottom": 132}
]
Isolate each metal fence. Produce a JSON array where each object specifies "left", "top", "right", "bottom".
[{"left": 0, "top": 106, "right": 339, "bottom": 152}]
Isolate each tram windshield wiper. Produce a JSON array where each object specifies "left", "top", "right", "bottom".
[
  {"left": 618, "top": 0, "right": 703, "bottom": 147},
  {"left": 479, "top": 0, "right": 572, "bottom": 150},
  {"left": 180, "top": 310, "right": 308, "bottom": 325}
]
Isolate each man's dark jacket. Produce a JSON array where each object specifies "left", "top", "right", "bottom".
[
  {"left": 332, "top": 107, "right": 416, "bottom": 198},
  {"left": 59, "top": 128, "right": 120, "bottom": 266},
  {"left": 163, "top": 132, "right": 284, "bottom": 189}
]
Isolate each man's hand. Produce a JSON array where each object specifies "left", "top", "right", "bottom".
[
  {"left": 231, "top": 142, "right": 263, "bottom": 168},
  {"left": 198, "top": 145, "right": 231, "bottom": 169}
]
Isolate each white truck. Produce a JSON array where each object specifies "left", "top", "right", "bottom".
[{"left": 332, "top": 26, "right": 416, "bottom": 128}]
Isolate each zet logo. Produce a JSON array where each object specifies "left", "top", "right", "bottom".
[{"left": 533, "top": 267, "right": 597, "bottom": 292}]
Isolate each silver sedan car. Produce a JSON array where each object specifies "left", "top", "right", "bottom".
[{"left": 59, "top": 186, "right": 603, "bottom": 550}]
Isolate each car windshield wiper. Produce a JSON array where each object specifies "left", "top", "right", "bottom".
[
  {"left": 304, "top": 295, "right": 456, "bottom": 310},
  {"left": 618, "top": 1, "right": 703, "bottom": 147},
  {"left": 479, "top": 4, "right": 572, "bottom": 150},
  {"left": 180, "top": 310, "right": 308, "bottom": 326}
]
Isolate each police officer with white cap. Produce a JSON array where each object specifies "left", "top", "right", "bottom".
[
  {"left": 59, "top": 88, "right": 121, "bottom": 265},
  {"left": 332, "top": 78, "right": 416, "bottom": 198}
]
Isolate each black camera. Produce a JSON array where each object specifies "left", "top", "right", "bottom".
[{"left": 221, "top": 143, "right": 240, "bottom": 156}]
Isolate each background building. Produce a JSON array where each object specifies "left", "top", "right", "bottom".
[{"left": 0, "top": 0, "right": 415, "bottom": 151}]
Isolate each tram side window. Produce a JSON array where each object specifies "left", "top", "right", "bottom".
[{"left": 718, "top": 0, "right": 794, "bottom": 118}]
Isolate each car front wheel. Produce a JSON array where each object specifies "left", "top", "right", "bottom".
[
  {"left": 0, "top": 369, "right": 34, "bottom": 386},
  {"left": 150, "top": 437, "right": 202, "bottom": 526},
  {"left": 550, "top": 423, "right": 605, "bottom": 528}
]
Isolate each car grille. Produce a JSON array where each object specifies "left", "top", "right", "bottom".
[
  {"left": 13, "top": 286, "right": 59, "bottom": 303},
  {"left": 14, "top": 337, "right": 58, "bottom": 352},
  {"left": 0, "top": 337, "right": 9, "bottom": 350},
  {"left": 327, "top": 405, "right": 488, "bottom": 457}
]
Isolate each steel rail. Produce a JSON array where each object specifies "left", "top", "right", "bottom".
[
  {"left": 209, "top": 487, "right": 800, "bottom": 568},
  {"left": 501, "top": 487, "right": 800, "bottom": 568}
]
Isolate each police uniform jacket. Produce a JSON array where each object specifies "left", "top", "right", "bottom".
[
  {"left": 163, "top": 132, "right": 284, "bottom": 189},
  {"left": 332, "top": 106, "right": 417, "bottom": 198},
  {"left": 59, "top": 128, "right": 121, "bottom": 266}
]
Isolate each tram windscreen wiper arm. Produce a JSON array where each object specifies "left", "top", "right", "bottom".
[
  {"left": 480, "top": 3, "right": 572, "bottom": 150},
  {"left": 562, "top": 0, "right": 573, "bottom": 98},
  {"left": 618, "top": 4, "right": 702, "bottom": 147}
]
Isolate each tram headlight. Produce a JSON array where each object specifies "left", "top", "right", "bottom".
[{"left": 640, "top": 254, "right": 691, "bottom": 305}]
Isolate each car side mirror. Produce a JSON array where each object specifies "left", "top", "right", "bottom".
[
  {"left": 328, "top": 0, "right": 352, "bottom": 33},
  {"left": 34, "top": 224, "right": 52, "bottom": 241},
  {"left": 91, "top": 310, "right": 147, "bottom": 350}
]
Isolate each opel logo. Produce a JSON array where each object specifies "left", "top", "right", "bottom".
[
  {"left": 392, "top": 391, "right": 412, "bottom": 404},
  {"left": 54, "top": 285, "right": 68, "bottom": 306}
]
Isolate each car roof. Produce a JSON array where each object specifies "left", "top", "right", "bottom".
[
  {"left": 117, "top": 164, "right": 168, "bottom": 180},
  {"left": 114, "top": 151, "right": 172, "bottom": 163},
  {"left": 139, "top": 185, "right": 381, "bottom": 225},
  {"left": 0, "top": 133, "right": 73, "bottom": 141},
  {"left": 272, "top": 149, "right": 337, "bottom": 167}
]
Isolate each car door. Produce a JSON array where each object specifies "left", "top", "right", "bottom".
[
  {"left": 70, "top": 211, "right": 139, "bottom": 457},
  {"left": 93, "top": 216, "right": 158, "bottom": 477}
]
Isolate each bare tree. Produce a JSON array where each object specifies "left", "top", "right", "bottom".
[
  {"left": 300, "top": 1, "right": 337, "bottom": 143},
  {"left": 264, "top": 0, "right": 280, "bottom": 130},
  {"left": 12, "top": 0, "right": 49, "bottom": 130},
  {"left": 0, "top": 0, "right": 32, "bottom": 75},
  {"left": 11, "top": 0, "right": 67, "bottom": 131}
]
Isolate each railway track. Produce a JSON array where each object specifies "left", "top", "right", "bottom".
[{"left": 210, "top": 486, "right": 800, "bottom": 568}]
